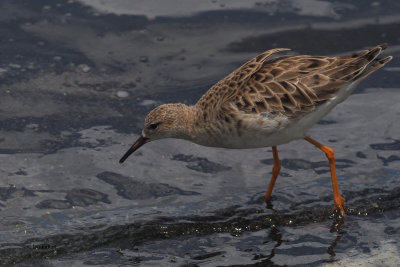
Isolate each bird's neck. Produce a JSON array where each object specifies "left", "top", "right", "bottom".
[
  {"left": 179, "top": 105, "right": 219, "bottom": 145},
  {"left": 172, "top": 105, "right": 203, "bottom": 141}
]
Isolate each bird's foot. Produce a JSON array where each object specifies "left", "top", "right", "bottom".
[{"left": 333, "top": 195, "right": 346, "bottom": 216}]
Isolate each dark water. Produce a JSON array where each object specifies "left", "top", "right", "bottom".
[{"left": 0, "top": 0, "right": 399, "bottom": 266}]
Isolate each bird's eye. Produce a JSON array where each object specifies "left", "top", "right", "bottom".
[{"left": 149, "top": 123, "right": 159, "bottom": 130}]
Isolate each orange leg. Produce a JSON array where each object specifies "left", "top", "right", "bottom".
[
  {"left": 264, "top": 146, "right": 281, "bottom": 202},
  {"left": 305, "top": 136, "right": 346, "bottom": 216}
]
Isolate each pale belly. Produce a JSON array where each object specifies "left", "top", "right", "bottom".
[
  {"left": 193, "top": 80, "right": 360, "bottom": 149},
  {"left": 203, "top": 116, "right": 306, "bottom": 149}
]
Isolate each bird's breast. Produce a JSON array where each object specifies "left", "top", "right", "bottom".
[{"left": 190, "top": 112, "right": 303, "bottom": 149}]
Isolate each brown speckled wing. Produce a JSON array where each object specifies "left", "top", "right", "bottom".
[
  {"left": 196, "top": 48, "right": 290, "bottom": 120},
  {"left": 198, "top": 44, "right": 391, "bottom": 121}
]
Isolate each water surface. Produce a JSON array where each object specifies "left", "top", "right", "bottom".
[{"left": 0, "top": 0, "right": 399, "bottom": 266}]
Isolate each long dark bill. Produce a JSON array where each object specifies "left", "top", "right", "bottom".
[{"left": 119, "top": 136, "right": 149, "bottom": 163}]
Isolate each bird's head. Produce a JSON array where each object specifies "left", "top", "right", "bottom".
[{"left": 119, "top": 103, "right": 194, "bottom": 163}]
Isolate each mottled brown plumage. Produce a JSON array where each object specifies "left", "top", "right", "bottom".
[
  {"left": 197, "top": 44, "right": 391, "bottom": 121},
  {"left": 120, "top": 44, "right": 392, "bottom": 216}
]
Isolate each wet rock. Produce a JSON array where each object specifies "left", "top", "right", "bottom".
[
  {"left": 66, "top": 188, "right": 111, "bottom": 206},
  {"left": 192, "top": 251, "right": 223, "bottom": 260},
  {"left": 370, "top": 140, "right": 400, "bottom": 150},
  {"left": 27, "top": 62, "right": 35, "bottom": 69},
  {"left": 36, "top": 199, "right": 72, "bottom": 209},
  {"left": 371, "top": 1, "right": 380, "bottom": 7},
  {"left": 171, "top": 154, "right": 231, "bottom": 174},
  {"left": 42, "top": 5, "right": 51, "bottom": 11},
  {"left": 0, "top": 68, "right": 7, "bottom": 76},
  {"left": 0, "top": 186, "right": 36, "bottom": 201},
  {"left": 317, "top": 119, "right": 337, "bottom": 125},
  {"left": 356, "top": 151, "right": 367, "bottom": 158},
  {"left": 139, "top": 99, "right": 156, "bottom": 106},
  {"left": 96, "top": 171, "right": 199, "bottom": 199},
  {"left": 139, "top": 56, "right": 149, "bottom": 63},
  {"left": 9, "top": 63, "right": 21, "bottom": 69},
  {"left": 36, "top": 188, "right": 110, "bottom": 209},
  {"left": 116, "top": 90, "right": 129, "bottom": 98},
  {"left": 376, "top": 154, "right": 400, "bottom": 166},
  {"left": 14, "top": 170, "right": 27, "bottom": 175},
  {"left": 78, "top": 64, "right": 91, "bottom": 73},
  {"left": 26, "top": 123, "right": 39, "bottom": 130}
]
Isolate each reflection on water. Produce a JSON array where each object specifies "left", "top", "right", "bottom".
[
  {"left": 0, "top": 0, "right": 399, "bottom": 265},
  {"left": 327, "top": 216, "right": 345, "bottom": 258}
]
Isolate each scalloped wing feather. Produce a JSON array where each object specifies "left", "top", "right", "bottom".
[
  {"left": 196, "top": 48, "right": 290, "bottom": 120},
  {"left": 218, "top": 44, "right": 390, "bottom": 119}
]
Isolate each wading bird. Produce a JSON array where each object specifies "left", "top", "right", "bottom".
[{"left": 120, "top": 44, "right": 391, "bottom": 216}]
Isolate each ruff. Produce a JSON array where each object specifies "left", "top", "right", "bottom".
[{"left": 120, "top": 44, "right": 392, "bottom": 216}]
